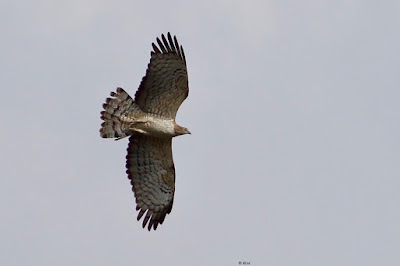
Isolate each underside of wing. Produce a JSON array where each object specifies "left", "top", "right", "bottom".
[
  {"left": 126, "top": 134, "right": 175, "bottom": 231},
  {"left": 135, "top": 32, "right": 189, "bottom": 119}
]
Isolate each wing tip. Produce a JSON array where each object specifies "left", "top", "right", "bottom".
[
  {"left": 134, "top": 208, "right": 167, "bottom": 231},
  {"left": 151, "top": 32, "right": 186, "bottom": 62}
]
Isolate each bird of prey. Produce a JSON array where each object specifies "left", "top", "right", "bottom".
[{"left": 100, "top": 33, "right": 190, "bottom": 231}]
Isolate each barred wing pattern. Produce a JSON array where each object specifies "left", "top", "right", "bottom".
[
  {"left": 126, "top": 134, "right": 175, "bottom": 230},
  {"left": 135, "top": 33, "right": 189, "bottom": 119}
]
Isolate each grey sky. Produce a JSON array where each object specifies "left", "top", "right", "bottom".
[{"left": 1, "top": 1, "right": 399, "bottom": 265}]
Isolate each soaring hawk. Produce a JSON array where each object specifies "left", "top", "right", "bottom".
[{"left": 100, "top": 33, "right": 190, "bottom": 231}]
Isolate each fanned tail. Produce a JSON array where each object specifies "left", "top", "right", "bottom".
[{"left": 100, "top": 87, "right": 144, "bottom": 140}]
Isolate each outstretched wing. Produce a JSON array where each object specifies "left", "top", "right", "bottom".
[
  {"left": 135, "top": 32, "right": 188, "bottom": 119},
  {"left": 126, "top": 134, "right": 175, "bottom": 230}
]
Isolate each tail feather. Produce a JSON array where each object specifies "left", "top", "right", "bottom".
[{"left": 100, "top": 87, "right": 144, "bottom": 139}]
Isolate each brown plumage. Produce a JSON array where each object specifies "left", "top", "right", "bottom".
[{"left": 100, "top": 33, "right": 190, "bottom": 230}]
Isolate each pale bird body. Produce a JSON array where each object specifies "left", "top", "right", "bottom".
[{"left": 100, "top": 33, "right": 190, "bottom": 230}]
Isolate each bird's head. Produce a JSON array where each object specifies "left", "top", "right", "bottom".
[{"left": 174, "top": 125, "right": 191, "bottom": 136}]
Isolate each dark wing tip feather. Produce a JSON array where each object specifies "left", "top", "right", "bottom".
[
  {"left": 142, "top": 211, "right": 151, "bottom": 228},
  {"left": 152, "top": 43, "right": 161, "bottom": 53},
  {"left": 137, "top": 209, "right": 146, "bottom": 221},
  {"left": 181, "top": 45, "right": 186, "bottom": 62},
  {"left": 161, "top": 34, "right": 172, "bottom": 52},
  {"left": 156, "top": 37, "right": 167, "bottom": 53},
  {"left": 148, "top": 220, "right": 154, "bottom": 231},
  {"left": 135, "top": 208, "right": 169, "bottom": 231},
  {"left": 173, "top": 35, "right": 182, "bottom": 58},
  {"left": 167, "top": 33, "right": 176, "bottom": 52},
  {"left": 150, "top": 33, "right": 186, "bottom": 63}
]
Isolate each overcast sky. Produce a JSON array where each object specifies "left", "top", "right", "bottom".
[{"left": 1, "top": 1, "right": 400, "bottom": 265}]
